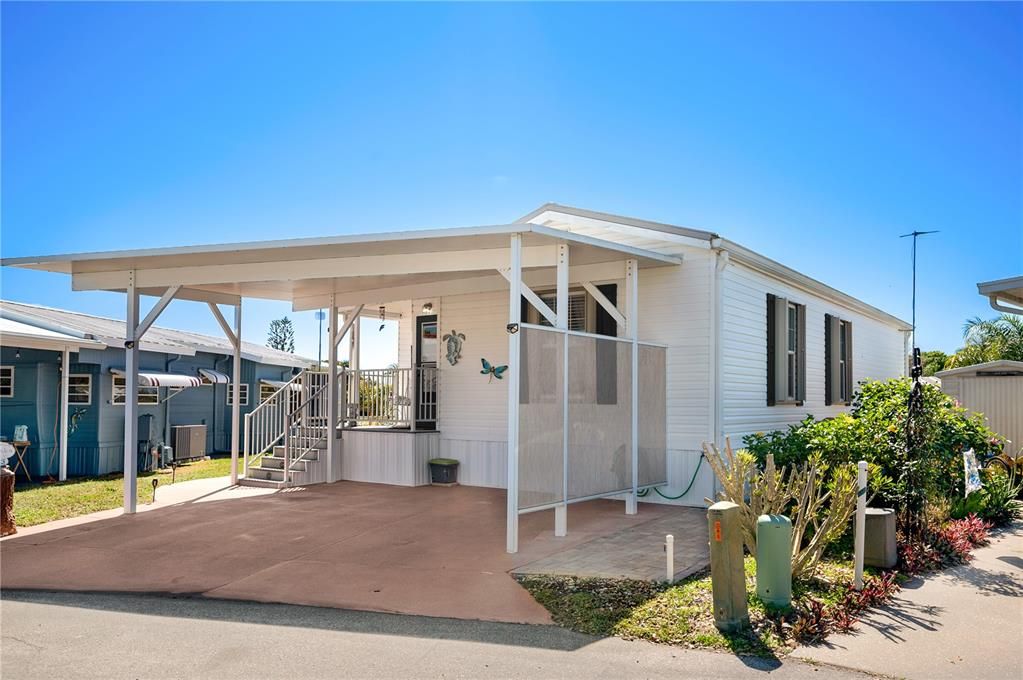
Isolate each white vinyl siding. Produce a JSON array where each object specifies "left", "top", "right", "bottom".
[
  {"left": 226, "top": 383, "right": 249, "bottom": 406},
  {"left": 68, "top": 374, "right": 92, "bottom": 405},
  {"left": 721, "top": 260, "right": 906, "bottom": 441},
  {"left": 0, "top": 366, "right": 12, "bottom": 398},
  {"left": 112, "top": 376, "right": 158, "bottom": 405}
]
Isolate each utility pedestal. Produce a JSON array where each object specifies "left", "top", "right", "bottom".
[
  {"left": 756, "top": 514, "right": 792, "bottom": 609},
  {"left": 708, "top": 501, "right": 748, "bottom": 632}
]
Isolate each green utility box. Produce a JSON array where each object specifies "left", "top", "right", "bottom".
[
  {"left": 756, "top": 514, "right": 792, "bottom": 609},
  {"left": 708, "top": 501, "right": 749, "bottom": 632}
]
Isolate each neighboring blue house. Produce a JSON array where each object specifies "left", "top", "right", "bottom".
[{"left": 0, "top": 300, "right": 311, "bottom": 479}]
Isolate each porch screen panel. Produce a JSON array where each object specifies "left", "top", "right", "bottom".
[
  {"left": 517, "top": 326, "right": 565, "bottom": 510},
  {"left": 637, "top": 344, "right": 668, "bottom": 488},
  {"left": 567, "top": 335, "right": 632, "bottom": 500}
]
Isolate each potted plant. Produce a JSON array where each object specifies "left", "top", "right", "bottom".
[{"left": 428, "top": 458, "right": 459, "bottom": 486}]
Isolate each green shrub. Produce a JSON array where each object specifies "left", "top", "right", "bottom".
[{"left": 743, "top": 378, "right": 1005, "bottom": 512}]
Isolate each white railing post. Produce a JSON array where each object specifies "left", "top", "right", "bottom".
[
  {"left": 243, "top": 413, "right": 251, "bottom": 476},
  {"left": 855, "top": 460, "right": 867, "bottom": 590},
  {"left": 410, "top": 365, "right": 418, "bottom": 431}
]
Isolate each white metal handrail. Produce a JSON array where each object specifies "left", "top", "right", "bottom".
[
  {"left": 344, "top": 367, "right": 437, "bottom": 428},
  {"left": 281, "top": 373, "right": 335, "bottom": 485},
  {"left": 242, "top": 370, "right": 304, "bottom": 476}
]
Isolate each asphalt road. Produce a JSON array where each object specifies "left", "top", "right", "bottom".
[{"left": 1, "top": 591, "right": 874, "bottom": 680}]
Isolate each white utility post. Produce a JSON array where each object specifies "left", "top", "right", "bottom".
[
  {"left": 555, "top": 242, "right": 569, "bottom": 538},
  {"left": 854, "top": 460, "right": 868, "bottom": 590},
  {"left": 59, "top": 346, "right": 70, "bottom": 481},
  {"left": 326, "top": 294, "right": 339, "bottom": 482},
  {"left": 625, "top": 258, "right": 639, "bottom": 515},
  {"left": 123, "top": 271, "right": 140, "bottom": 513},
  {"left": 230, "top": 303, "right": 242, "bottom": 486},
  {"left": 506, "top": 233, "right": 522, "bottom": 554},
  {"left": 666, "top": 534, "right": 675, "bottom": 582}
]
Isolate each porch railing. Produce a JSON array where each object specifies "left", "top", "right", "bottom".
[
  {"left": 282, "top": 371, "right": 335, "bottom": 484},
  {"left": 243, "top": 370, "right": 304, "bottom": 476},
  {"left": 344, "top": 366, "right": 438, "bottom": 428}
]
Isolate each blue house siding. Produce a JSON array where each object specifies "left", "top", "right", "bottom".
[{"left": 1, "top": 343, "right": 300, "bottom": 479}]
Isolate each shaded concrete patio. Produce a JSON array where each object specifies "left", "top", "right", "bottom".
[{"left": 1, "top": 482, "right": 707, "bottom": 624}]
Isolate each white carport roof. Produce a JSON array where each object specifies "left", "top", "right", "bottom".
[
  {"left": 1, "top": 223, "right": 681, "bottom": 312},
  {"left": 978, "top": 275, "right": 1023, "bottom": 315}
]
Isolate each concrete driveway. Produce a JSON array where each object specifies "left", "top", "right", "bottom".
[
  {"left": 1, "top": 481, "right": 702, "bottom": 624},
  {"left": 795, "top": 521, "right": 1023, "bottom": 680}
]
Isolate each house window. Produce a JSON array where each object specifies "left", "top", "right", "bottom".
[
  {"left": 227, "top": 383, "right": 249, "bottom": 407},
  {"left": 767, "top": 294, "right": 805, "bottom": 405},
  {"left": 787, "top": 303, "right": 799, "bottom": 400},
  {"left": 68, "top": 374, "right": 92, "bottom": 405},
  {"left": 259, "top": 383, "right": 277, "bottom": 403},
  {"left": 112, "top": 376, "right": 159, "bottom": 405},
  {"left": 0, "top": 366, "right": 12, "bottom": 398},
  {"left": 825, "top": 314, "right": 854, "bottom": 405},
  {"left": 537, "top": 291, "right": 587, "bottom": 332}
]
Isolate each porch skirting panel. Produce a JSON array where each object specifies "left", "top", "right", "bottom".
[
  {"left": 341, "top": 430, "right": 439, "bottom": 487},
  {"left": 440, "top": 439, "right": 507, "bottom": 488}
]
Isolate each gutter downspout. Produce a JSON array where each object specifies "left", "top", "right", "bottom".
[
  {"left": 214, "top": 355, "right": 230, "bottom": 452},
  {"left": 163, "top": 354, "right": 182, "bottom": 453}
]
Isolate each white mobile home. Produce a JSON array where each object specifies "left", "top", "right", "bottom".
[{"left": 2, "top": 203, "right": 910, "bottom": 552}]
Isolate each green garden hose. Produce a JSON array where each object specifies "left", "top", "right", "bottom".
[{"left": 637, "top": 453, "right": 705, "bottom": 500}]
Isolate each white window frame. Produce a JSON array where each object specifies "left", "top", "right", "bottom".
[
  {"left": 68, "top": 374, "right": 92, "bottom": 406},
  {"left": 112, "top": 375, "right": 159, "bottom": 406},
  {"left": 227, "top": 383, "right": 249, "bottom": 407},
  {"left": 0, "top": 366, "right": 13, "bottom": 398},
  {"left": 259, "top": 383, "right": 277, "bottom": 403},
  {"left": 786, "top": 302, "right": 800, "bottom": 401}
]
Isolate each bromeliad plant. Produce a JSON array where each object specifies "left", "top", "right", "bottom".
[{"left": 702, "top": 439, "right": 862, "bottom": 580}]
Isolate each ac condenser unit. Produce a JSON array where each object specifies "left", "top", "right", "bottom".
[{"left": 171, "top": 425, "right": 207, "bottom": 461}]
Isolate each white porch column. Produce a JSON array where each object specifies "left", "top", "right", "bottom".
[
  {"left": 625, "top": 258, "right": 639, "bottom": 515},
  {"left": 230, "top": 303, "right": 241, "bottom": 485},
  {"left": 123, "top": 271, "right": 140, "bottom": 513},
  {"left": 326, "top": 294, "right": 339, "bottom": 482},
  {"left": 555, "top": 242, "right": 569, "bottom": 538},
  {"left": 59, "top": 345, "right": 70, "bottom": 481},
  {"left": 352, "top": 312, "right": 360, "bottom": 420},
  {"left": 506, "top": 233, "right": 522, "bottom": 554}
]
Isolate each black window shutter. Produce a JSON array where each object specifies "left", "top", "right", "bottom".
[
  {"left": 766, "top": 294, "right": 776, "bottom": 406},
  {"left": 824, "top": 313, "right": 833, "bottom": 406},
  {"left": 594, "top": 284, "right": 618, "bottom": 338}
]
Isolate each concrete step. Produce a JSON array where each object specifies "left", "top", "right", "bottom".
[
  {"left": 238, "top": 476, "right": 286, "bottom": 489},
  {"left": 259, "top": 457, "right": 308, "bottom": 471},
  {"left": 271, "top": 446, "right": 320, "bottom": 460}
]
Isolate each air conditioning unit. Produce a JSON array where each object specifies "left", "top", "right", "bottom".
[{"left": 171, "top": 425, "right": 207, "bottom": 462}]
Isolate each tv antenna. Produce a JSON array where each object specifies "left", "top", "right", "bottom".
[{"left": 899, "top": 230, "right": 938, "bottom": 374}]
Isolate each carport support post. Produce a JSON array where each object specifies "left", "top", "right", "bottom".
[
  {"left": 506, "top": 233, "right": 522, "bottom": 554},
  {"left": 326, "top": 294, "right": 339, "bottom": 482},
  {"left": 123, "top": 271, "right": 140, "bottom": 514},
  {"left": 625, "top": 258, "right": 639, "bottom": 515},
  {"left": 230, "top": 303, "right": 241, "bottom": 486},
  {"left": 555, "top": 242, "right": 569, "bottom": 538},
  {"left": 59, "top": 345, "right": 70, "bottom": 481}
]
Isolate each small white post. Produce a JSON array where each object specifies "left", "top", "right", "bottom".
[
  {"left": 554, "top": 504, "right": 567, "bottom": 537},
  {"left": 854, "top": 460, "right": 867, "bottom": 590},
  {"left": 59, "top": 345, "right": 70, "bottom": 481},
  {"left": 666, "top": 534, "right": 675, "bottom": 582}
]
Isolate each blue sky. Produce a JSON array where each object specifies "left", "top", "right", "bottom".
[{"left": 2, "top": 2, "right": 1020, "bottom": 365}]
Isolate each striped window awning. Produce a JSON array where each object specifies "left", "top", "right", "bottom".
[
  {"left": 259, "top": 378, "right": 302, "bottom": 392},
  {"left": 198, "top": 369, "right": 232, "bottom": 385},
  {"left": 110, "top": 368, "right": 204, "bottom": 388}
]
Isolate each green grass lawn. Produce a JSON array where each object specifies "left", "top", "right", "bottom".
[
  {"left": 12, "top": 456, "right": 235, "bottom": 527},
  {"left": 518, "top": 558, "right": 857, "bottom": 658}
]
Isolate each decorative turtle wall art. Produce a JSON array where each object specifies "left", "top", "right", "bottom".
[{"left": 442, "top": 330, "right": 466, "bottom": 366}]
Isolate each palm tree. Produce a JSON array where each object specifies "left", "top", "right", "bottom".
[{"left": 946, "top": 314, "right": 1023, "bottom": 367}]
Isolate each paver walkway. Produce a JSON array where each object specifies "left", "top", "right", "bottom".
[
  {"left": 1, "top": 482, "right": 703, "bottom": 624},
  {"left": 514, "top": 508, "right": 708, "bottom": 581},
  {"left": 795, "top": 520, "right": 1023, "bottom": 680}
]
